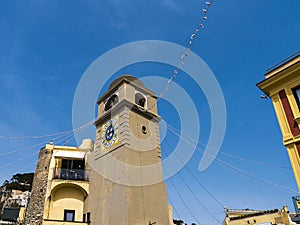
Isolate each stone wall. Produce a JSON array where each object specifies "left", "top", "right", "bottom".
[{"left": 24, "top": 147, "right": 52, "bottom": 225}]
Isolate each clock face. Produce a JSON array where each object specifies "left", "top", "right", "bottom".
[{"left": 101, "top": 117, "right": 119, "bottom": 149}]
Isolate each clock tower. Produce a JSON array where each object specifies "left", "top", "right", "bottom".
[{"left": 85, "top": 75, "right": 171, "bottom": 225}]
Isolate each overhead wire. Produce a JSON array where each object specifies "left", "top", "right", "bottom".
[
  {"left": 165, "top": 123, "right": 299, "bottom": 194},
  {"left": 163, "top": 134, "right": 225, "bottom": 208},
  {"left": 165, "top": 164, "right": 203, "bottom": 225},
  {"left": 0, "top": 119, "right": 94, "bottom": 141},
  {"left": 0, "top": 0, "right": 214, "bottom": 154},
  {"left": 0, "top": 0, "right": 214, "bottom": 142},
  {"left": 163, "top": 138, "right": 223, "bottom": 224},
  {"left": 146, "top": 0, "right": 214, "bottom": 111},
  {"left": 214, "top": 156, "right": 298, "bottom": 194},
  {"left": 0, "top": 2, "right": 221, "bottom": 223},
  {"left": 163, "top": 121, "right": 292, "bottom": 170},
  {"left": 0, "top": 141, "right": 49, "bottom": 157},
  {"left": 0, "top": 134, "right": 68, "bottom": 170},
  {"left": 0, "top": 149, "right": 40, "bottom": 170},
  {"left": 219, "top": 151, "right": 291, "bottom": 170},
  {"left": 167, "top": 193, "right": 181, "bottom": 220},
  {"left": 160, "top": 121, "right": 278, "bottom": 216},
  {"left": 7, "top": 126, "right": 92, "bottom": 190},
  {"left": 1, "top": 125, "right": 90, "bottom": 170},
  {"left": 0, "top": 121, "right": 94, "bottom": 156}
]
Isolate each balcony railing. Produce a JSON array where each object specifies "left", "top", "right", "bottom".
[{"left": 52, "top": 168, "right": 90, "bottom": 181}]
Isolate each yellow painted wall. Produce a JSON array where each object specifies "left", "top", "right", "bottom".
[
  {"left": 224, "top": 207, "right": 290, "bottom": 225},
  {"left": 44, "top": 220, "right": 88, "bottom": 225},
  {"left": 258, "top": 55, "right": 300, "bottom": 191},
  {"left": 270, "top": 78, "right": 300, "bottom": 191},
  {"left": 286, "top": 144, "right": 300, "bottom": 191},
  {"left": 48, "top": 185, "right": 85, "bottom": 222},
  {"left": 225, "top": 214, "right": 288, "bottom": 225},
  {"left": 269, "top": 76, "right": 300, "bottom": 141},
  {"left": 43, "top": 145, "right": 89, "bottom": 223},
  {"left": 19, "top": 207, "right": 26, "bottom": 222}
]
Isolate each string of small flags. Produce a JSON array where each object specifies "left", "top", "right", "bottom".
[{"left": 147, "top": 0, "right": 214, "bottom": 111}]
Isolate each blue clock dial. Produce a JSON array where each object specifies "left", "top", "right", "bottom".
[
  {"left": 105, "top": 125, "right": 114, "bottom": 141},
  {"left": 101, "top": 118, "right": 119, "bottom": 149}
]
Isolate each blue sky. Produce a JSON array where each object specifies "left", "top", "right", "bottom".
[{"left": 0, "top": 0, "right": 300, "bottom": 224}]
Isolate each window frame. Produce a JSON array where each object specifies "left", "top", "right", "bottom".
[
  {"left": 284, "top": 80, "right": 300, "bottom": 123},
  {"left": 135, "top": 92, "right": 147, "bottom": 108},
  {"left": 64, "top": 209, "right": 75, "bottom": 222},
  {"left": 104, "top": 93, "right": 119, "bottom": 111},
  {"left": 293, "top": 85, "right": 300, "bottom": 111}
]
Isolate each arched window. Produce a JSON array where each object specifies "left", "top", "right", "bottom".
[
  {"left": 135, "top": 93, "right": 146, "bottom": 108},
  {"left": 104, "top": 94, "right": 119, "bottom": 111}
]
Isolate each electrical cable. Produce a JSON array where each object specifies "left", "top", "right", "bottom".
[
  {"left": 146, "top": 0, "right": 214, "bottom": 111},
  {"left": 163, "top": 121, "right": 292, "bottom": 170},
  {"left": 163, "top": 139, "right": 223, "bottom": 224},
  {"left": 0, "top": 121, "right": 93, "bottom": 157},
  {"left": 167, "top": 193, "right": 181, "bottom": 220},
  {"left": 167, "top": 125, "right": 299, "bottom": 194},
  {"left": 0, "top": 119, "right": 94, "bottom": 141},
  {"left": 0, "top": 126, "right": 88, "bottom": 170},
  {"left": 166, "top": 169, "right": 203, "bottom": 225},
  {"left": 0, "top": 0, "right": 214, "bottom": 141},
  {"left": 163, "top": 135, "right": 225, "bottom": 208}
]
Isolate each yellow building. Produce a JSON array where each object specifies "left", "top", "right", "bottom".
[
  {"left": 25, "top": 139, "right": 93, "bottom": 225},
  {"left": 19, "top": 207, "right": 26, "bottom": 224},
  {"left": 257, "top": 51, "right": 300, "bottom": 191},
  {"left": 223, "top": 206, "right": 291, "bottom": 225},
  {"left": 44, "top": 140, "right": 92, "bottom": 225}
]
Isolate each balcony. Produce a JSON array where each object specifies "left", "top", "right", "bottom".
[{"left": 52, "top": 168, "right": 90, "bottom": 181}]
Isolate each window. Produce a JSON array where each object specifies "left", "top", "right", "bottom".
[
  {"left": 60, "top": 159, "right": 85, "bottom": 180},
  {"left": 64, "top": 210, "right": 75, "bottom": 222},
  {"left": 135, "top": 93, "right": 146, "bottom": 108},
  {"left": 293, "top": 86, "right": 300, "bottom": 110},
  {"left": 142, "top": 125, "right": 147, "bottom": 134},
  {"left": 105, "top": 94, "right": 119, "bottom": 111},
  {"left": 61, "top": 159, "right": 84, "bottom": 170}
]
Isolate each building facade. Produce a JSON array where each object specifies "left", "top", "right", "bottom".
[
  {"left": 25, "top": 75, "right": 171, "bottom": 225},
  {"left": 223, "top": 206, "right": 291, "bottom": 225},
  {"left": 0, "top": 186, "right": 30, "bottom": 224},
  {"left": 86, "top": 75, "right": 170, "bottom": 225},
  {"left": 25, "top": 140, "right": 93, "bottom": 225},
  {"left": 257, "top": 52, "right": 300, "bottom": 191},
  {"left": 2, "top": 190, "right": 30, "bottom": 209}
]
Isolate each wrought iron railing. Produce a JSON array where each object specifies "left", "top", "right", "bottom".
[{"left": 52, "top": 168, "right": 90, "bottom": 181}]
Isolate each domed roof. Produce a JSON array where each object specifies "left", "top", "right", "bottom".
[{"left": 109, "top": 75, "right": 144, "bottom": 90}]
